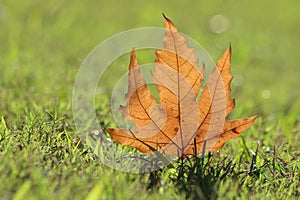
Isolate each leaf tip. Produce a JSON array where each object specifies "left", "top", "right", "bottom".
[
  {"left": 251, "top": 115, "right": 258, "bottom": 121},
  {"left": 162, "top": 13, "right": 168, "bottom": 20},
  {"left": 229, "top": 43, "right": 232, "bottom": 51},
  {"left": 129, "top": 48, "right": 138, "bottom": 70},
  {"left": 130, "top": 47, "right": 136, "bottom": 55},
  {"left": 162, "top": 13, "right": 177, "bottom": 31}
]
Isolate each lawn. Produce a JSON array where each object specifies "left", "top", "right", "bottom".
[{"left": 1, "top": 0, "right": 300, "bottom": 199}]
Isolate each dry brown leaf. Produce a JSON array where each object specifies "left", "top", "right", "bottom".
[{"left": 105, "top": 15, "right": 256, "bottom": 157}]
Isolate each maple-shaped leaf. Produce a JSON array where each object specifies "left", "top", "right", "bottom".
[{"left": 104, "top": 15, "right": 256, "bottom": 157}]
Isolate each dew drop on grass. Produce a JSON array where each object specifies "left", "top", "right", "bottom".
[{"left": 94, "top": 130, "right": 100, "bottom": 135}]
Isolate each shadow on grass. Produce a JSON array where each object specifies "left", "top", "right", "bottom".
[{"left": 146, "top": 153, "right": 236, "bottom": 199}]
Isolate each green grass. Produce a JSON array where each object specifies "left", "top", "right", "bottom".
[{"left": 1, "top": 0, "right": 300, "bottom": 199}]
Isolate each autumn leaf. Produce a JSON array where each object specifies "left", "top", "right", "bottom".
[{"left": 104, "top": 15, "right": 256, "bottom": 157}]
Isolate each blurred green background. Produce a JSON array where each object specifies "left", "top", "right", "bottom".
[{"left": 1, "top": 0, "right": 299, "bottom": 118}]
